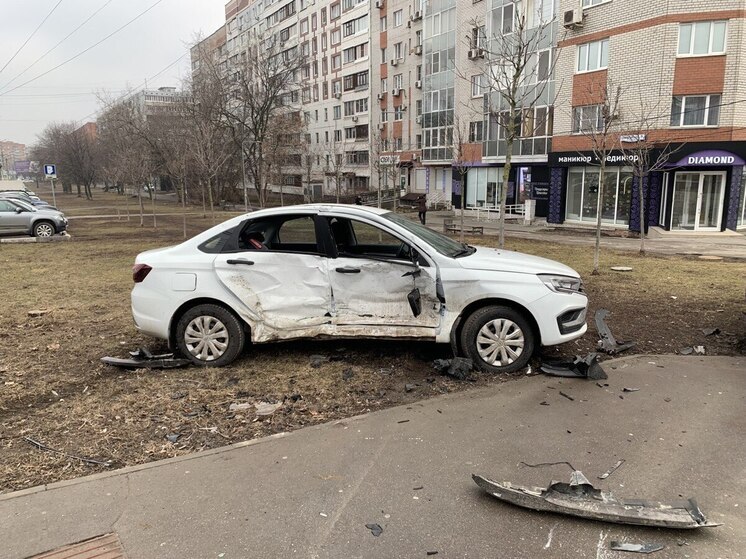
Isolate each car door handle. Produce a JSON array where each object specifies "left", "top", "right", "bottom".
[
  {"left": 227, "top": 259, "right": 254, "bottom": 266},
  {"left": 335, "top": 266, "right": 361, "bottom": 274}
]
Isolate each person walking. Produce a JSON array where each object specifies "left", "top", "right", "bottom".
[{"left": 417, "top": 194, "right": 428, "bottom": 225}]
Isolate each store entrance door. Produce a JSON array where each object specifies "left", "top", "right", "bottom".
[{"left": 671, "top": 172, "right": 726, "bottom": 230}]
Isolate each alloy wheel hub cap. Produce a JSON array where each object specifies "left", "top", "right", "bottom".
[
  {"left": 476, "top": 318, "right": 525, "bottom": 366},
  {"left": 184, "top": 316, "right": 229, "bottom": 361}
]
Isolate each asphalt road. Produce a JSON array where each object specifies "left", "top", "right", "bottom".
[{"left": 1, "top": 354, "right": 744, "bottom": 559}]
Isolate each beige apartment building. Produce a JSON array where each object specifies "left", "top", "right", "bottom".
[{"left": 550, "top": 0, "right": 746, "bottom": 231}]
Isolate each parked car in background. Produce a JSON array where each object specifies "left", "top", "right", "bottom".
[
  {"left": 131, "top": 205, "right": 588, "bottom": 373},
  {"left": 0, "top": 198, "right": 68, "bottom": 237},
  {"left": 0, "top": 191, "right": 56, "bottom": 210}
]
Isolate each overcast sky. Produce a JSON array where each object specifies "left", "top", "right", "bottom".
[{"left": 0, "top": 0, "right": 226, "bottom": 147}]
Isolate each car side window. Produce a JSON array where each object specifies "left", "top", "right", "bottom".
[
  {"left": 273, "top": 216, "right": 319, "bottom": 253},
  {"left": 0, "top": 201, "right": 15, "bottom": 212},
  {"left": 329, "top": 217, "right": 411, "bottom": 260}
]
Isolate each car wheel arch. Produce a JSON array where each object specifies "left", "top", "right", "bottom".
[
  {"left": 32, "top": 219, "right": 56, "bottom": 236},
  {"left": 451, "top": 298, "right": 541, "bottom": 357},
  {"left": 168, "top": 297, "right": 251, "bottom": 350}
]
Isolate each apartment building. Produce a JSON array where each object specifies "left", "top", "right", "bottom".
[
  {"left": 0, "top": 141, "right": 27, "bottom": 179},
  {"left": 549, "top": 0, "right": 746, "bottom": 232}
]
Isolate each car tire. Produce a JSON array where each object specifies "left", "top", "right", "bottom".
[
  {"left": 33, "top": 221, "right": 55, "bottom": 238},
  {"left": 460, "top": 305, "right": 535, "bottom": 374},
  {"left": 175, "top": 304, "right": 246, "bottom": 367}
]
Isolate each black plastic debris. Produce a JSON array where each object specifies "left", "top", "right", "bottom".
[
  {"left": 595, "top": 309, "right": 636, "bottom": 355},
  {"left": 472, "top": 470, "right": 721, "bottom": 529},
  {"left": 365, "top": 523, "right": 383, "bottom": 537},
  {"left": 622, "top": 387, "right": 640, "bottom": 393},
  {"left": 559, "top": 391, "right": 574, "bottom": 401},
  {"left": 610, "top": 541, "right": 664, "bottom": 554},
  {"left": 433, "top": 357, "right": 473, "bottom": 380},
  {"left": 101, "top": 347, "right": 191, "bottom": 369},
  {"left": 540, "top": 353, "right": 607, "bottom": 380}
]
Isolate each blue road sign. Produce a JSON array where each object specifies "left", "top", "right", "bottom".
[{"left": 44, "top": 164, "right": 57, "bottom": 177}]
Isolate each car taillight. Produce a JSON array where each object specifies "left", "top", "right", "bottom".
[{"left": 132, "top": 263, "right": 152, "bottom": 283}]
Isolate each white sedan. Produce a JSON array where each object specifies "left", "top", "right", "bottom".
[{"left": 131, "top": 205, "right": 588, "bottom": 373}]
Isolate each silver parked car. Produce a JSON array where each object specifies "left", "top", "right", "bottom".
[{"left": 0, "top": 198, "right": 68, "bottom": 237}]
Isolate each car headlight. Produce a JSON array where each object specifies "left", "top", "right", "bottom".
[{"left": 539, "top": 274, "right": 584, "bottom": 294}]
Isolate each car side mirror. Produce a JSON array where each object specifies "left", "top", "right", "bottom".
[{"left": 15, "top": 207, "right": 23, "bottom": 214}]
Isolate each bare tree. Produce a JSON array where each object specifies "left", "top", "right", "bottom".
[
  {"left": 451, "top": 116, "right": 479, "bottom": 242},
  {"left": 321, "top": 131, "right": 348, "bottom": 203},
  {"left": 578, "top": 78, "right": 622, "bottom": 275},
  {"left": 617, "top": 93, "right": 683, "bottom": 255},
  {"left": 474, "top": 4, "right": 557, "bottom": 248}
]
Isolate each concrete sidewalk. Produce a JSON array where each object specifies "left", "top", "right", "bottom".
[
  {"left": 424, "top": 211, "right": 746, "bottom": 260},
  {"left": 1, "top": 355, "right": 744, "bottom": 559}
]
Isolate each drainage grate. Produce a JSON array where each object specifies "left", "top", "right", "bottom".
[{"left": 29, "top": 533, "right": 127, "bottom": 559}]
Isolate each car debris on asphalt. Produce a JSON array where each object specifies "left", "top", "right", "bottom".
[
  {"left": 598, "top": 459, "right": 625, "bottom": 479},
  {"left": 472, "top": 470, "right": 721, "bottom": 529},
  {"left": 595, "top": 309, "right": 636, "bottom": 355},
  {"left": 433, "top": 357, "right": 473, "bottom": 380},
  {"left": 365, "top": 523, "right": 383, "bottom": 537},
  {"left": 610, "top": 541, "right": 665, "bottom": 554},
  {"left": 539, "top": 353, "right": 608, "bottom": 380},
  {"left": 100, "top": 347, "right": 191, "bottom": 369}
]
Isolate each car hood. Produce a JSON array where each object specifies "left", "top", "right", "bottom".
[
  {"left": 457, "top": 246, "right": 580, "bottom": 277},
  {"left": 35, "top": 207, "right": 65, "bottom": 217}
]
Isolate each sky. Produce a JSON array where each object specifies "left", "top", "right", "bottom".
[{"left": 0, "top": 0, "right": 226, "bottom": 148}]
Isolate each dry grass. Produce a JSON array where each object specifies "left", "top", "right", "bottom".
[{"left": 0, "top": 195, "right": 744, "bottom": 493}]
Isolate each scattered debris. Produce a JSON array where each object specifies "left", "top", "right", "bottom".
[
  {"left": 540, "top": 353, "right": 607, "bottom": 380},
  {"left": 101, "top": 347, "right": 191, "bottom": 369},
  {"left": 701, "top": 327, "right": 720, "bottom": 336},
  {"left": 170, "top": 391, "right": 187, "bottom": 400},
  {"left": 413, "top": 486, "right": 424, "bottom": 490},
  {"left": 397, "top": 419, "right": 410, "bottom": 424},
  {"left": 166, "top": 433, "right": 181, "bottom": 443},
  {"left": 255, "top": 401, "right": 282, "bottom": 416},
  {"left": 519, "top": 460, "right": 576, "bottom": 471},
  {"left": 310, "top": 355, "right": 329, "bottom": 368},
  {"left": 622, "top": 387, "right": 640, "bottom": 393},
  {"left": 229, "top": 403, "right": 253, "bottom": 412},
  {"left": 46, "top": 343, "right": 60, "bottom": 351},
  {"left": 598, "top": 459, "right": 625, "bottom": 480},
  {"left": 539, "top": 401, "right": 549, "bottom": 406},
  {"left": 596, "top": 310, "right": 636, "bottom": 355},
  {"left": 27, "top": 309, "right": 51, "bottom": 317},
  {"left": 426, "top": 552, "right": 439, "bottom": 556},
  {"left": 680, "top": 347, "right": 694, "bottom": 355},
  {"left": 24, "top": 436, "right": 112, "bottom": 467},
  {"left": 610, "top": 541, "right": 665, "bottom": 554},
  {"left": 405, "top": 383, "right": 416, "bottom": 393},
  {"left": 433, "top": 357, "right": 473, "bottom": 380},
  {"left": 472, "top": 470, "right": 720, "bottom": 529},
  {"left": 559, "top": 391, "right": 575, "bottom": 401},
  {"left": 610, "top": 266, "right": 633, "bottom": 272},
  {"left": 319, "top": 512, "right": 328, "bottom": 518},
  {"left": 342, "top": 368, "right": 354, "bottom": 381},
  {"left": 694, "top": 346, "right": 706, "bottom": 355},
  {"left": 365, "top": 523, "right": 383, "bottom": 537}
]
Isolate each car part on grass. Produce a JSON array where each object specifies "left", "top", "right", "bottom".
[
  {"left": 598, "top": 459, "right": 625, "bottom": 480},
  {"left": 610, "top": 541, "right": 665, "bottom": 554},
  {"left": 472, "top": 470, "right": 720, "bottom": 529},
  {"left": 701, "top": 327, "right": 720, "bottom": 336},
  {"left": 680, "top": 347, "right": 694, "bottom": 355},
  {"left": 540, "top": 353, "right": 608, "bottom": 380},
  {"left": 694, "top": 345, "right": 706, "bottom": 355},
  {"left": 101, "top": 347, "right": 191, "bottom": 369},
  {"left": 433, "top": 357, "right": 473, "bottom": 380},
  {"left": 595, "top": 309, "right": 636, "bottom": 355},
  {"left": 24, "top": 436, "right": 112, "bottom": 467}
]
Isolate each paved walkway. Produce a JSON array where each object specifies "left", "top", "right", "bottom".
[
  {"left": 424, "top": 211, "right": 746, "bottom": 260},
  {"left": 1, "top": 355, "right": 744, "bottom": 559}
]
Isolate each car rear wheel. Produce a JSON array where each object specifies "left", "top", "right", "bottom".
[
  {"left": 33, "top": 221, "right": 55, "bottom": 237},
  {"left": 175, "top": 304, "right": 245, "bottom": 367},
  {"left": 460, "top": 305, "right": 535, "bottom": 374}
]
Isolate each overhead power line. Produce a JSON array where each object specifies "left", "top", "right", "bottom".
[
  {"left": 0, "top": 0, "right": 118, "bottom": 94},
  {"left": 0, "top": 0, "right": 65, "bottom": 76},
  {"left": 0, "top": 0, "right": 167, "bottom": 98}
]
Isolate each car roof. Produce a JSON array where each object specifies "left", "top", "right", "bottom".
[{"left": 242, "top": 204, "right": 390, "bottom": 219}]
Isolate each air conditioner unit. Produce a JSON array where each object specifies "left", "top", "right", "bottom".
[
  {"left": 378, "top": 123, "right": 385, "bottom": 131},
  {"left": 401, "top": 104, "right": 407, "bottom": 111},
  {"left": 375, "top": 0, "right": 384, "bottom": 8},
  {"left": 415, "top": 115, "right": 422, "bottom": 124},
  {"left": 390, "top": 59, "right": 398, "bottom": 66},
  {"left": 411, "top": 10, "right": 422, "bottom": 21},
  {"left": 411, "top": 154, "right": 419, "bottom": 161},
  {"left": 467, "top": 48, "right": 485, "bottom": 60},
  {"left": 351, "top": 115, "right": 359, "bottom": 122},
  {"left": 414, "top": 79, "right": 422, "bottom": 89},
  {"left": 413, "top": 45, "right": 422, "bottom": 55},
  {"left": 377, "top": 92, "right": 385, "bottom": 100},
  {"left": 392, "top": 87, "right": 401, "bottom": 96},
  {"left": 563, "top": 8, "right": 584, "bottom": 28},
  {"left": 334, "top": 92, "right": 342, "bottom": 98}
]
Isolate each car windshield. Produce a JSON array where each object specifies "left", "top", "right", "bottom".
[{"left": 382, "top": 211, "right": 474, "bottom": 258}]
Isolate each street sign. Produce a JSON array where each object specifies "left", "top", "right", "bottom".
[{"left": 44, "top": 164, "right": 57, "bottom": 178}]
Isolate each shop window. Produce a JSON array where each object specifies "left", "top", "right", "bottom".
[
  {"left": 465, "top": 167, "right": 503, "bottom": 208},
  {"left": 670, "top": 94, "right": 720, "bottom": 127},
  {"left": 738, "top": 169, "right": 746, "bottom": 228},
  {"left": 565, "top": 167, "right": 631, "bottom": 226},
  {"left": 678, "top": 21, "right": 727, "bottom": 56},
  {"left": 577, "top": 38, "right": 609, "bottom": 72}
]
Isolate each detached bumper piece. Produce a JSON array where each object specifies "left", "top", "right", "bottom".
[
  {"left": 101, "top": 347, "right": 191, "bottom": 369},
  {"left": 472, "top": 471, "right": 720, "bottom": 529},
  {"left": 596, "top": 309, "right": 636, "bottom": 355},
  {"left": 540, "top": 353, "right": 608, "bottom": 380}
]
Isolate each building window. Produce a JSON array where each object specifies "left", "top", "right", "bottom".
[
  {"left": 332, "top": 79, "right": 342, "bottom": 94},
  {"left": 355, "top": 97, "right": 368, "bottom": 113},
  {"left": 393, "top": 73, "right": 402, "bottom": 89},
  {"left": 678, "top": 21, "right": 727, "bottom": 56},
  {"left": 331, "top": 53, "right": 342, "bottom": 70},
  {"left": 471, "top": 25, "right": 486, "bottom": 49},
  {"left": 469, "top": 121, "right": 483, "bottom": 142},
  {"left": 331, "top": 28, "right": 341, "bottom": 45},
  {"left": 582, "top": 0, "right": 608, "bottom": 6},
  {"left": 572, "top": 104, "right": 604, "bottom": 133},
  {"left": 321, "top": 7, "right": 327, "bottom": 25},
  {"left": 670, "top": 94, "right": 721, "bottom": 127},
  {"left": 491, "top": 3, "right": 514, "bottom": 34},
  {"left": 381, "top": 109, "right": 388, "bottom": 122},
  {"left": 394, "top": 106, "right": 403, "bottom": 120},
  {"left": 738, "top": 169, "right": 746, "bottom": 228},
  {"left": 380, "top": 15, "right": 387, "bottom": 31},
  {"left": 471, "top": 74, "right": 484, "bottom": 97},
  {"left": 330, "top": 2, "right": 341, "bottom": 20},
  {"left": 333, "top": 105, "right": 341, "bottom": 119},
  {"left": 577, "top": 38, "right": 609, "bottom": 72},
  {"left": 394, "top": 10, "right": 403, "bottom": 27},
  {"left": 566, "top": 167, "right": 633, "bottom": 226},
  {"left": 334, "top": 130, "right": 342, "bottom": 142},
  {"left": 394, "top": 42, "right": 403, "bottom": 60},
  {"left": 416, "top": 134, "right": 422, "bottom": 149},
  {"left": 381, "top": 78, "right": 387, "bottom": 92},
  {"left": 342, "top": 14, "right": 368, "bottom": 37}
]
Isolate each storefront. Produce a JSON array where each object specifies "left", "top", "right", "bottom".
[{"left": 460, "top": 164, "right": 550, "bottom": 217}]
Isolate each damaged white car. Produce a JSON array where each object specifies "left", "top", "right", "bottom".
[{"left": 131, "top": 205, "right": 587, "bottom": 373}]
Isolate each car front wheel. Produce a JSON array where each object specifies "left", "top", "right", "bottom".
[
  {"left": 460, "top": 305, "right": 535, "bottom": 374},
  {"left": 175, "top": 304, "right": 245, "bottom": 367},
  {"left": 33, "top": 221, "right": 55, "bottom": 237}
]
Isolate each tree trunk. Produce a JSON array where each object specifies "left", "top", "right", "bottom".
[
  {"left": 593, "top": 165, "right": 605, "bottom": 275},
  {"left": 151, "top": 185, "right": 157, "bottom": 229},
  {"left": 639, "top": 173, "right": 646, "bottom": 255},
  {"left": 460, "top": 171, "right": 466, "bottom": 243},
  {"left": 201, "top": 182, "right": 207, "bottom": 218},
  {"left": 76, "top": 183, "right": 81, "bottom": 197},
  {"left": 182, "top": 177, "right": 188, "bottom": 239},
  {"left": 336, "top": 175, "right": 340, "bottom": 203},
  {"left": 207, "top": 177, "right": 215, "bottom": 224},
  {"left": 499, "top": 150, "right": 512, "bottom": 250},
  {"left": 138, "top": 188, "right": 145, "bottom": 227}
]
